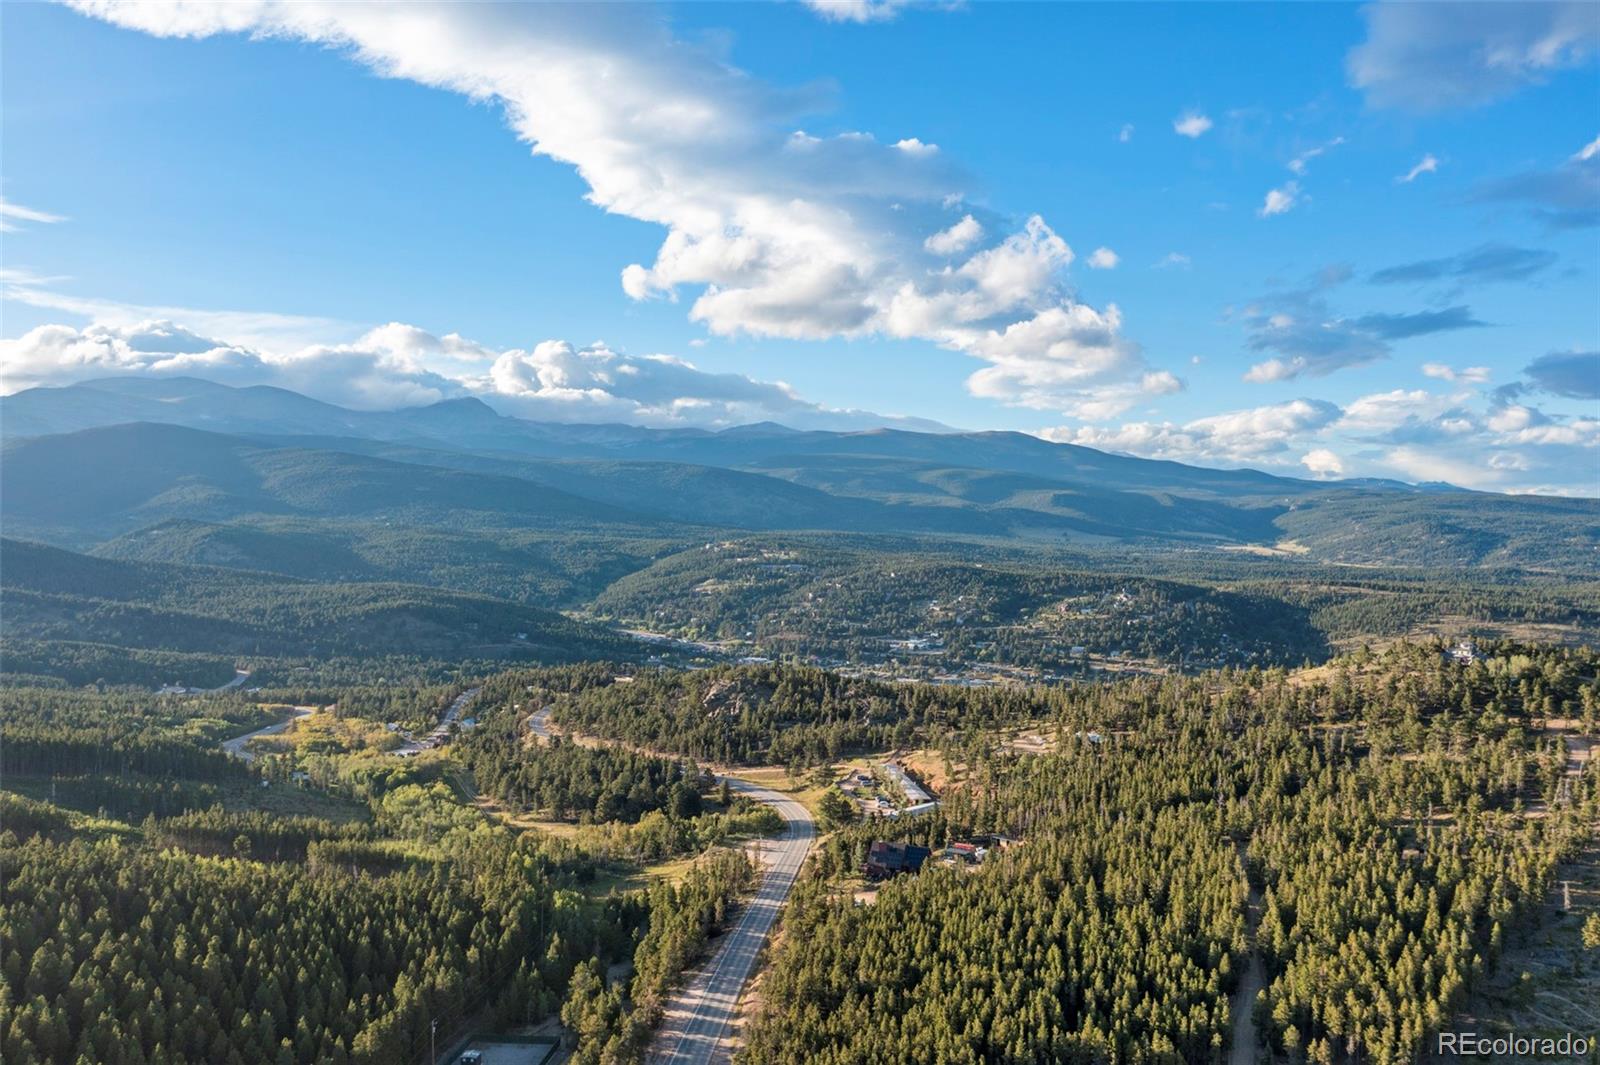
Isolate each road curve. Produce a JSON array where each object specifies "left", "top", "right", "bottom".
[
  {"left": 646, "top": 777, "right": 814, "bottom": 1065},
  {"left": 221, "top": 706, "right": 314, "bottom": 762}
]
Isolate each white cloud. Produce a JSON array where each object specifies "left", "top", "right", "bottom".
[
  {"left": 1397, "top": 153, "right": 1440, "bottom": 183},
  {"left": 1118, "top": 123, "right": 1134, "bottom": 143},
  {"left": 1336, "top": 388, "right": 1455, "bottom": 431},
  {"left": 1381, "top": 445, "right": 1507, "bottom": 488},
  {"left": 1259, "top": 180, "right": 1300, "bottom": 217},
  {"left": 1577, "top": 135, "right": 1600, "bottom": 162},
  {"left": 1422, "top": 361, "right": 1490, "bottom": 384},
  {"left": 1301, "top": 448, "right": 1345, "bottom": 478},
  {"left": 1036, "top": 360, "right": 1596, "bottom": 492},
  {"left": 1242, "top": 358, "right": 1297, "bottom": 383},
  {"left": 1087, "top": 247, "right": 1119, "bottom": 270},
  {"left": 3, "top": 284, "right": 350, "bottom": 352},
  {"left": 959, "top": 299, "right": 1147, "bottom": 411},
  {"left": 1155, "top": 252, "right": 1191, "bottom": 269},
  {"left": 1173, "top": 111, "right": 1213, "bottom": 138},
  {"left": 1040, "top": 397, "right": 1340, "bottom": 463},
  {"left": 1498, "top": 417, "right": 1600, "bottom": 448},
  {"left": 0, "top": 314, "right": 948, "bottom": 431},
  {"left": 0, "top": 267, "right": 72, "bottom": 286},
  {"left": 0, "top": 197, "right": 67, "bottom": 233},
  {"left": 1349, "top": 2, "right": 1600, "bottom": 111},
  {"left": 801, "top": 0, "right": 910, "bottom": 23},
  {"left": 924, "top": 214, "right": 984, "bottom": 256},
  {"left": 64, "top": 2, "right": 1174, "bottom": 422},
  {"left": 1288, "top": 137, "right": 1343, "bottom": 176}
]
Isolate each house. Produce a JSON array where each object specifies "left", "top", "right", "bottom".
[
  {"left": 864, "top": 841, "right": 932, "bottom": 879},
  {"left": 938, "top": 842, "right": 988, "bottom": 865}
]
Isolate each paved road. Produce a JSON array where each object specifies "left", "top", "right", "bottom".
[
  {"left": 645, "top": 777, "right": 814, "bottom": 1065},
  {"left": 394, "top": 686, "right": 482, "bottom": 755},
  {"left": 221, "top": 706, "right": 314, "bottom": 762},
  {"left": 212, "top": 669, "right": 252, "bottom": 693},
  {"left": 527, "top": 702, "right": 815, "bottom": 1063}
]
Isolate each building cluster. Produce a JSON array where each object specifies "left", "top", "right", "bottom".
[{"left": 864, "top": 841, "right": 931, "bottom": 879}]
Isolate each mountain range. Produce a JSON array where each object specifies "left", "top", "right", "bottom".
[{"left": 2, "top": 376, "right": 1595, "bottom": 572}]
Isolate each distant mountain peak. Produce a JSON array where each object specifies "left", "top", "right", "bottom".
[
  {"left": 419, "top": 396, "right": 498, "bottom": 414},
  {"left": 716, "top": 421, "right": 802, "bottom": 437}
]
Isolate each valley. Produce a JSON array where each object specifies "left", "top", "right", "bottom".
[{"left": 1, "top": 380, "right": 1596, "bottom": 1065}]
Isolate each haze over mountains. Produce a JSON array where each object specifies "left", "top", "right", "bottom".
[{"left": 3, "top": 376, "right": 1596, "bottom": 573}]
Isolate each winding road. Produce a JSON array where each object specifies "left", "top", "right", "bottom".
[
  {"left": 221, "top": 706, "right": 314, "bottom": 762},
  {"left": 527, "top": 707, "right": 816, "bottom": 1064}
]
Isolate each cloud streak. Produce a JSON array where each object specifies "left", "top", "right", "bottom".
[
  {"left": 1397, "top": 153, "right": 1439, "bottom": 183},
  {"left": 0, "top": 197, "right": 67, "bottom": 233},
  {"left": 1370, "top": 243, "right": 1558, "bottom": 286}
]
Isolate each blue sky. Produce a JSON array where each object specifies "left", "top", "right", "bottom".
[{"left": 2, "top": 1, "right": 1597, "bottom": 493}]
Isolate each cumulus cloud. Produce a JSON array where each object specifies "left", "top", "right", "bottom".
[
  {"left": 1370, "top": 243, "right": 1558, "bottom": 286},
  {"left": 1038, "top": 379, "right": 1596, "bottom": 492},
  {"left": 1397, "top": 153, "right": 1439, "bottom": 183},
  {"left": 1118, "top": 123, "right": 1134, "bottom": 143},
  {"left": 1474, "top": 136, "right": 1600, "bottom": 228},
  {"left": 1348, "top": 1, "right": 1600, "bottom": 111},
  {"left": 0, "top": 319, "right": 474, "bottom": 410},
  {"left": 0, "top": 197, "right": 66, "bottom": 233},
  {"left": 1524, "top": 350, "right": 1600, "bottom": 399},
  {"left": 0, "top": 315, "right": 947, "bottom": 431},
  {"left": 63, "top": 1, "right": 1174, "bottom": 422},
  {"left": 924, "top": 214, "right": 984, "bottom": 256},
  {"left": 1259, "top": 181, "right": 1300, "bottom": 217},
  {"left": 1087, "top": 247, "right": 1119, "bottom": 270},
  {"left": 1173, "top": 111, "right": 1213, "bottom": 138},
  {"left": 1300, "top": 448, "right": 1344, "bottom": 478},
  {"left": 1040, "top": 398, "right": 1340, "bottom": 463},
  {"left": 1336, "top": 388, "right": 1458, "bottom": 432}
]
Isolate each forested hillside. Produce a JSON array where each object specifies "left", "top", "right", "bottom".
[
  {"left": 746, "top": 643, "right": 1600, "bottom": 1063},
  {"left": 0, "top": 680, "right": 759, "bottom": 1065},
  {"left": 0, "top": 538, "right": 635, "bottom": 687}
]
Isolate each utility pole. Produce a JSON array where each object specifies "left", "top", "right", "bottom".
[{"left": 431, "top": 1018, "right": 438, "bottom": 1064}]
